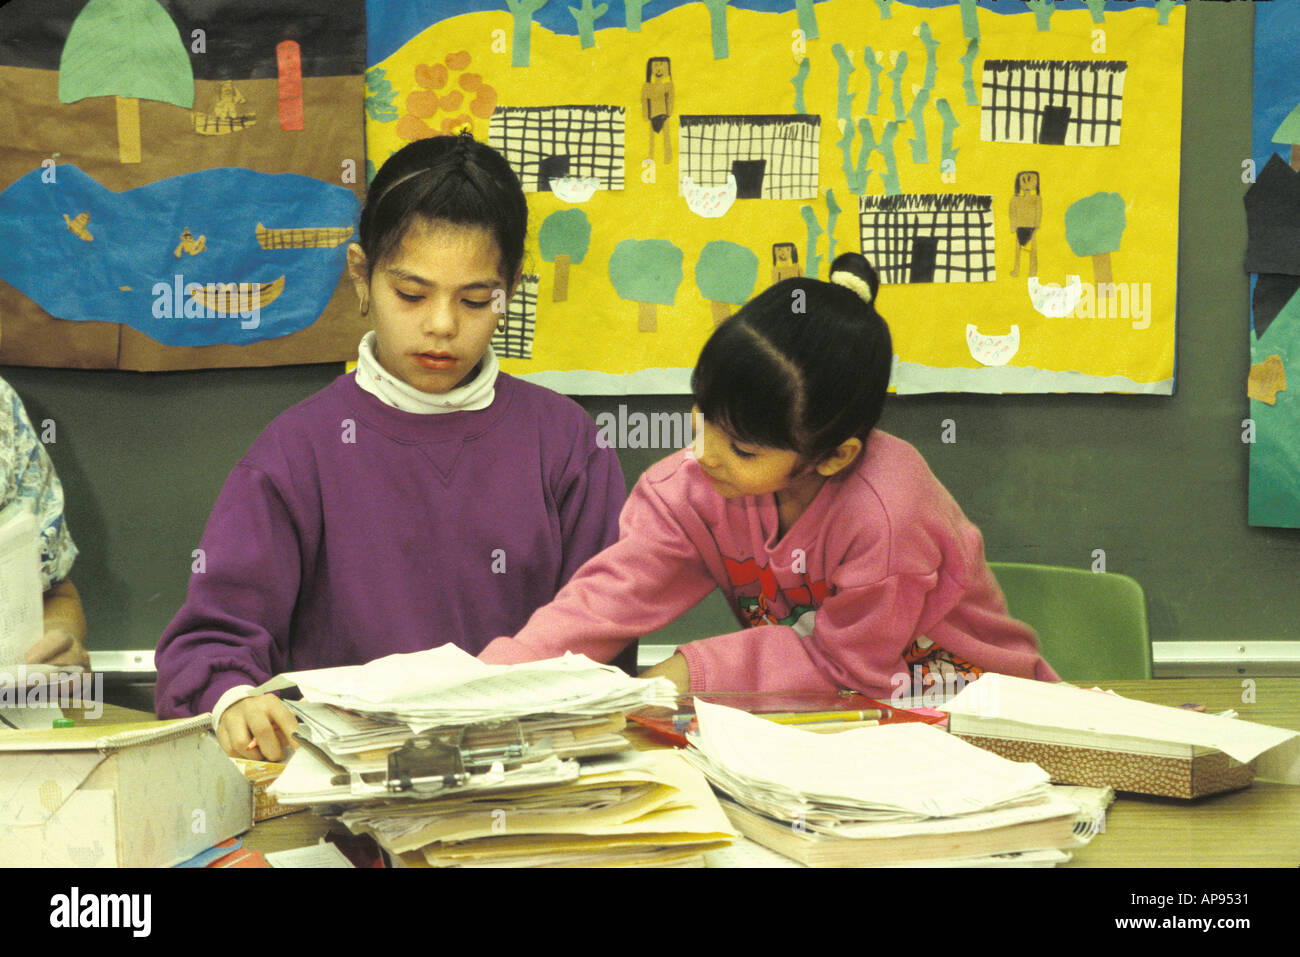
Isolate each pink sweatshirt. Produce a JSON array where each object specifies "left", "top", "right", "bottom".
[{"left": 480, "top": 430, "right": 1058, "bottom": 696}]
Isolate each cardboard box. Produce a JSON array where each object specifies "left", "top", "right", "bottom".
[
  {"left": 233, "top": 758, "right": 305, "bottom": 822},
  {"left": 0, "top": 715, "right": 252, "bottom": 866},
  {"left": 950, "top": 732, "right": 1257, "bottom": 799}
]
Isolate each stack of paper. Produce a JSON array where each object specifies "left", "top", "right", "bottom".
[
  {"left": 683, "top": 700, "right": 1080, "bottom": 867},
  {"left": 260, "top": 645, "right": 676, "bottom": 728},
  {"left": 267, "top": 648, "right": 735, "bottom": 866}
]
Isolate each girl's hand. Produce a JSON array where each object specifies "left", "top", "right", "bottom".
[
  {"left": 216, "top": 694, "right": 299, "bottom": 762},
  {"left": 640, "top": 652, "right": 690, "bottom": 693},
  {"left": 25, "top": 626, "right": 90, "bottom": 670}
]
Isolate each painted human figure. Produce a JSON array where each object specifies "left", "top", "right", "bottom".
[
  {"left": 1009, "top": 170, "right": 1041, "bottom": 278},
  {"left": 642, "top": 57, "right": 674, "bottom": 164},
  {"left": 772, "top": 242, "right": 800, "bottom": 285}
]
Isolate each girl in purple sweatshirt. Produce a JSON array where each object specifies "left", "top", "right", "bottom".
[
  {"left": 481, "top": 253, "right": 1057, "bottom": 697},
  {"left": 154, "top": 135, "right": 625, "bottom": 757}
]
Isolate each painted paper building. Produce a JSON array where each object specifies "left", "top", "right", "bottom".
[
  {"left": 679, "top": 115, "right": 820, "bottom": 200},
  {"left": 489, "top": 105, "right": 625, "bottom": 192},
  {"left": 981, "top": 60, "right": 1127, "bottom": 147},
  {"left": 858, "top": 194, "right": 996, "bottom": 284}
]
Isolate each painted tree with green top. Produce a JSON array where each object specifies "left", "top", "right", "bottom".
[
  {"left": 1085, "top": 0, "right": 1108, "bottom": 24},
  {"left": 695, "top": 242, "right": 758, "bottom": 325},
  {"left": 1273, "top": 99, "right": 1300, "bottom": 171},
  {"left": 1065, "top": 192, "right": 1126, "bottom": 284},
  {"left": 539, "top": 210, "right": 591, "bottom": 302},
  {"left": 59, "top": 0, "right": 194, "bottom": 164},
  {"left": 1155, "top": 0, "right": 1180, "bottom": 25},
  {"left": 608, "top": 239, "right": 683, "bottom": 332}
]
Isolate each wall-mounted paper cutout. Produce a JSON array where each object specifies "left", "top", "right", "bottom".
[
  {"left": 1027, "top": 275, "right": 1083, "bottom": 319},
  {"left": 1272, "top": 100, "right": 1300, "bottom": 172},
  {"left": 59, "top": 0, "right": 194, "bottom": 164},
  {"left": 642, "top": 57, "right": 675, "bottom": 165},
  {"left": 1009, "top": 170, "right": 1041, "bottom": 278},
  {"left": 570, "top": 0, "right": 608, "bottom": 51},
  {"left": 608, "top": 239, "right": 683, "bottom": 332},
  {"left": 192, "top": 81, "right": 256, "bottom": 136},
  {"left": 681, "top": 173, "right": 737, "bottom": 218},
  {"left": 174, "top": 228, "right": 206, "bottom": 258},
  {"left": 1244, "top": 154, "right": 1300, "bottom": 277},
  {"left": 490, "top": 105, "right": 626, "bottom": 192},
  {"left": 63, "top": 212, "right": 93, "bottom": 242},
  {"left": 1248, "top": 354, "right": 1287, "bottom": 406},
  {"left": 771, "top": 242, "right": 800, "bottom": 286},
  {"left": 858, "top": 194, "right": 996, "bottom": 284},
  {"left": 256, "top": 224, "right": 354, "bottom": 249},
  {"left": 966, "top": 324, "right": 1020, "bottom": 366},
  {"left": 492, "top": 274, "right": 539, "bottom": 359},
  {"left": 401, "top": 53, "right": 497, "bottom": 140},
  {"left": 792, "top": 56, "right": 811, "bottom": 115},
  {"left": 277, "top": 41, "right": 305, "bottom": 132},
  {"left": 981, "top": 60, "right": 1127, "bottom": 147},
  {"left": 506, "top": 0, "right": 548, "bottom": 68},
  {"left": 702, "top": 0, "right": 732, "bottom": 60},
  {"left": 539, "top": 209, "right": 591, "bottom": 303},
  {"left": 0, "top": 165, "right": 358, "bottom": 347},
  {"left": 696, "top": 241, "right": 758, "bottom": 325},
  {"left": 1252, "top": 274, "right": 1300, "bottom": 341},
  {"left": 550, "top": 177, "right": 598, "bottom": 202},
  {"left": 679, "top": 115, "right": 819, "bottom": 200},
  {"left": 1065, "top": 191, "right": 1126, "bottom": 285}
]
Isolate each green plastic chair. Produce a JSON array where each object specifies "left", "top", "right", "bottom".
[{"left": 987, "top": 562, "right": 1152, "bottom": 681}]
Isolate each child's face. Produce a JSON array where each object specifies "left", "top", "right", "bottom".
[
  {"left": 351, "top": 219, "right": 513, "bottom": 394},
  {"left": 690, "top": 409, "right": 804, "bottom": 499}
]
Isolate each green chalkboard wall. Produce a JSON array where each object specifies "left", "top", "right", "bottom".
[{"left": 5, "top": 3, "right": 1294, "bottom": 662}]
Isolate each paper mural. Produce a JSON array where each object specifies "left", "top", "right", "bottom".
[
  {"left": 365, "top": 0, "right": 1182, "bottom": 394},
  {"left": 0, "top": 0, "right": 367, "bottom": 371},
  {"left": 1245, "top": 1, "right": 1300, "bottom": 527}
]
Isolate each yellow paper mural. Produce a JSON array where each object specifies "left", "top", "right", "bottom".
[{"left": 365, "top": 0, "right": 1184, "bottom": 394}]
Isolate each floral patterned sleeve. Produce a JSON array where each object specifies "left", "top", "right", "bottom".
[{"left": 0, "top": 379, "right": 77, "bottom": 589}]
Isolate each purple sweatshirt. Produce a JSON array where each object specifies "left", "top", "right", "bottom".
[{"left": 154, "top": 373, "right": 625, "bottom": 718}]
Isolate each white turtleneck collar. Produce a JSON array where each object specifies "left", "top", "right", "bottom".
[{"left": 354, "top": 330, "right": 499, "bottom": 414}]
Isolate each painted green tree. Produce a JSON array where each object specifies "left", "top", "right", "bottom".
[
  {"left": 608, "top": 239, "right": 683, "bottom": 331},
  {"left": 1271, "top": 99, "right": 1300, "bottom": 171},
  {"left": 539, "top": 210, "right": 591, "bottom": 302},
  {"left": 365, "top": 67, "right": 399, "bottom": 122},
  {"left": 695, "top": 242, "right": 758, "bottom": 325},
  {"left": 1026, "top": 0, "right": 1057, "bottom": 32},
  {"left": 1085, "top": 0, "right": 1108, "bottom": 24},
  {"left": 625, "top": 0, "right": 649, "bottom": 31},
  {"left": 794, "top": 0, "right": 819, "bottom": 40},
  {"left": 507, "top": 0, "right": 548, "bottom": 68},
  {"left": 59, "top": 0, "right": 194, "bottom": 164},
  {"left": 1065, "top": 192, "right": 1126, "bottom": 284},
  {"left": 702, "top": 0, "right": 732, "bottom": 60},
  {"left": 569, "top": 0, "right": 608, "bottom": 49},
  {"left": 791, "top": 57, "right": 811, "bottom": 114}
]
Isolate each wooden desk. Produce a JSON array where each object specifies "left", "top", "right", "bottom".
[
  {"left": 1058, "top": 678, "right": 1300, "bottom": 868},
  {"left": 85, "top": 678, "right": 1300, "bottom": 867}
]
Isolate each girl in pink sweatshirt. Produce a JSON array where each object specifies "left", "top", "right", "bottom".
[{"left": 480, "top": 253, "right": 1057, "bottom": 697}]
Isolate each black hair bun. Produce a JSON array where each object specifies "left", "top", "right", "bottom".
[{"left": 828, "top": 252, "right": 880, "bottom": 306}]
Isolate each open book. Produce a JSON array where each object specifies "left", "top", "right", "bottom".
[{"left": 0, "top": 501, "right": 42, "bottom": 666}]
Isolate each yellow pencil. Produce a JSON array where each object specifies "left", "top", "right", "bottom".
[{"left": 761, "top": 710, "right": 884, "bottom": 725}]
